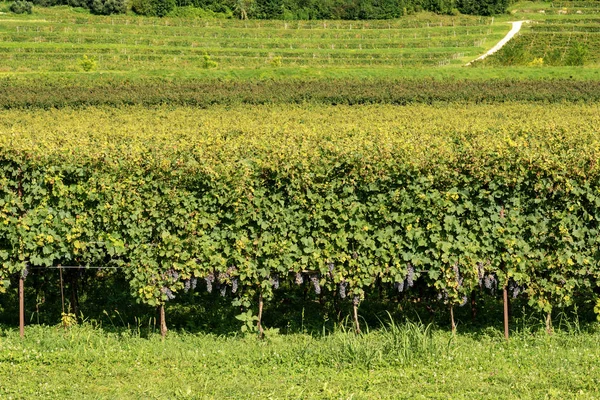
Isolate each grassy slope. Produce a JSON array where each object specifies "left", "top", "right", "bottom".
[
  {"left": 0, "top": 3, "right": 597, "bottom": 81},
  {"left": 0, "top": 323, "right": 599, "bottom": 399}
]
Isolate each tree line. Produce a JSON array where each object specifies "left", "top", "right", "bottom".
[{"left": 26, "top": 0, "right": 511, "bottom": 18}]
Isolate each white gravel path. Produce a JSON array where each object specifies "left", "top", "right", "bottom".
[{"left": 466, "top": 20, "right": 530, "bottom": 66}]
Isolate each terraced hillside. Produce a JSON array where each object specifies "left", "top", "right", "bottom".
[
  {"left": 478, "top": 0, "right": 600, "bottom": 66},
  {"left": 0, "top": 7, "right": 508, "bottom": 72}
]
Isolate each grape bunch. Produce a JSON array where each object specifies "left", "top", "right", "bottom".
[
  {"left": 477, "top": 262, "right": 485, "bottom": 287},
  {"left": 453, "top": 263, "right": 463, "bottom": 288},
  {"left": 310, "top": 274, "right": 321, "bottom": 295},
  {"left": 162, "top": 287, "right": 175, "bottom": 300},
  {"left": 270, "top": 274, "right": 280, "bottom": 289},
  {"left": 166, "top": 269, "right": 179, "bottom": 282},
  {"left": 205, "top": 273, "right": 215, "bottom": 293},
  {"left": 327, "top": 263, "right": 335, "bottom": 278},
  {"left": 339, "top": 281, "right": 348, "bottom": 299},
  {"left": 394, "top": 280, "right": 405, "bottom": 293},
  {"left": 406, "top": 264, "right": 415, "bottom": 288},
  {"left": 508, "top": 279, "right": 522, "bottom": 298}
]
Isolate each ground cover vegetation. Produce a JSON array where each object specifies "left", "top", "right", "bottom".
[{"left": 0, "top": 322, "right": 599, "bottom": 399}]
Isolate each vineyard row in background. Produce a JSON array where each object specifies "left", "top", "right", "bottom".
[{"left": 2, "top": 77, "right": 600, "bottom": 109}]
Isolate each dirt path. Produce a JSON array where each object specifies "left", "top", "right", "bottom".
[{"left": 466, "top": 20, "right": 530, "bottom": 66}]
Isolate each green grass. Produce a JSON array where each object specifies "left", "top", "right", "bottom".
[{"left": 1, "top": 321, "right": 599, "bottom": 399}]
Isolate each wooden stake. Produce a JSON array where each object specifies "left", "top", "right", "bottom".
[
  {"left": 19, "top": 275, "right": 24, "bottom": 338},
  {"left": 503, "top": 286, "right": 509, "bottom": 341},
  {"left": 59, "top": 266, "right": 65, "bottom": 316},
  {"left": 257, "top": 293, "right": 264, "bottom": 339},
  {"left": 450, "top": 305, "right": 456, "bottom": 335},
  {"left": 353, "top": 298, "right": 361, "bottom": 334},
  {"left": 159, "top": 304, "right": 167, "bottom": 338},
  {"left": 470, "top": 290, "right": 477, "bottom": 322},
  {"left": 546, "top": 311, "right": 552, "bottom": 335}
]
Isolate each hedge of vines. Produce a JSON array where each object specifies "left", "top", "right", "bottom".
[
  {"left": 2, "top": 78, "right": 600, "bottom": 109},
  {"left": 1, "top": 104, "right": 600, "bottom": 328}
]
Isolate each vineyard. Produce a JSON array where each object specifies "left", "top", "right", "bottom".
[
  {"left": 0, "top": 8, "right": 509, "bottom": 71},
  {"left": 1, "top": 2, "right": 600, "bottom": 398},
  {"left": 2, "top": 103, "right": 600, "bottom": 337}
]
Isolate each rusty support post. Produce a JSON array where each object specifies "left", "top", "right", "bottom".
[
  {"left": 503, "top": 286, "right": 509, "bottom": 341},
  {"left": 19, "top": 276, "right": 24, "bottom": 338}
]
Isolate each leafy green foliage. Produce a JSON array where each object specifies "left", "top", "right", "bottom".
[
  {"left": 78, "top": 55, "right": 97, "bottom": 72},
  {"left": 10, "top": 0, "right": 33, "bottom": 14},
  {"left": 2, "top": 77, "right": 600, "bottom": 109},
  {"left": 235, "top": 309, "right": 259, "bottom": 333},
  {"left": 24, "top": 0, "right": 511, "bottom": 18},
  {"left": 90, "top": 0, "right": 126, "bottom": 15},
  {"left": 201, "top": 53, "right": 218, "bottom": 69},
  {"left": 565, "top": 41, "right": 589, "bottom": 66},
  {"left": 132, "top": 0, "right": 176, "bottom": 16},
  {"left": 1, "top": 103, "right": 599, "bottom": 322}
]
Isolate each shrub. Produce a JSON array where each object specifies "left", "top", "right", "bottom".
[
  {"left": 269, "top": 56, "right": 282, "bottom": 67},
  {"left": 527, "top": 57, "right": 544, "bottom": 67},
  {"left": 79, "top": 55, "right": 97, "bottom": 72},
  {"left": 10, "top": 0, "right": 33, "bottom": 14},
  {"left": 132, "top": 0, "right": 175, "bottom": 16},
  {"left": 201, "top": 53, "right": 218, "bottom": 69},
  {"left": 131, "top": 0, "right": 153, "bottom": 15},
  {"left": 565, "top": 42, "right": 588, "bottom": 66},
  {"left": 153, "top": 0, "right": 176, "bottom": 16}
]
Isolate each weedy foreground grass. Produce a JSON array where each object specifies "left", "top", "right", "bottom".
[{"left": 0, "top": 320, "right": 599, "bottom": 399}]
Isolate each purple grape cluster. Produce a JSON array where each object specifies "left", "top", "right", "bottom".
[
  {"left": 406, "top": 264, "right": 414, "bottom": 288},
  {"left": 295, "top": 272, "right": 303, "bottom": 285},
  {"left": 232, "top": 278, "right": 239, "bottom": 294},
  {"left": 339, "top": 281, "right": 347, "bottom": 299},
  {"left": 163, "top": 287, "right": 175, "bottom": 300},
  {"left": 352, "top": 295, "right": 360, "bottom": 306},
  {"left": 437, "top": 289, "right": 448, "bottom": 302},
  {"left": 394, "top": 280, "right": 405, "bottom": 293},
  {"left": 477, "top": 262, "right": 485, "bottom": 286},
  {"left": 205, "top": 273, "right": 215, "bottom": 293},
  {"left": 460, "top": 295, "right": 468, "bottom": 307},
  {"left": 484, "top": 274, "right": 497, "bottom": 291},
  {"left": 270, "top": 274, "right": 280, "bottom": 289},
  {"left": 453, "top": 263, "right": 464, "bottom": 288},
  {"left": 191, "top": 277, "right": 197, "bottom": 290},
  {"left": 184, "top": 279, "right": 191, "bottom": 292},
  {"left": 220, "top": 285, "right": 227, "bottom": 297},
  {"left": 166, "top": 269, "right": 179, "bottom": 282},
  {"left": 508, "top": 279, "right": 522, "bottom": 298},
  {"left": 310, "top": 274, "right": 321, "bottom": 295},
  {"left": 21, "top": 266, "right": 29, "bottom": 280},
  {"left": 327, "top": 263, "right": 335, "bottom": 278}
]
